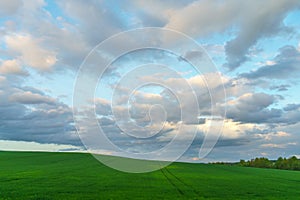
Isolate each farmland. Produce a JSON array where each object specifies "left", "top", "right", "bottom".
[{"left": 0, "top": 151, "right": 300, "bottom": 199}]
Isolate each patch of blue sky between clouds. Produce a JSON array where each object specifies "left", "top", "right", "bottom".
[
  {"left": 22, "top": 68, "right": 76, "bottom": 106},
  {"left": 44, "top": 0, "right": 77, "bottom": 27}
]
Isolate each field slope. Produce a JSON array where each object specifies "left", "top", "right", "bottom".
[{"left": 0, "top": 151, "right": 300, "bottom": 199}]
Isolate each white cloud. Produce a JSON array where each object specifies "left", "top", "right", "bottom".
[
  {"left": 0, "top": 59, "right": 27, "bottom": 75},
  {"left": 0, "top": 75, "right": 6, "bottom": 84},
  {"left": 277, "top": 131, "right": 290, "bottom": 137},
  {"left": 9, "top": 91, "right": 56, "bottom": 105},
  {"left": 199, "top": 119, "right": 262, "bottom": 140},
  {"left": 164, "top": 0, "right": 300, "bottom": 69},
  {"left": 0, "top": 140, "right": 83, "bottom": 152},
  {"left": 5, "top": 33, "right": 57, "bottom": 71},
  {"left": 165, "top": 0, "right": 238, "bottom": 36},
  {"left": 254, "top": 131, "right": 290, "bottom": 141},
  {"left": 265, "top": 60, "right": 277, "bottom": 66},
  {"left": 261, "top": 143, "right": 284, "bottom": 148},
  {"left": 261, "top": 142, "right": 296, "bottom": 148},
  {"left": 0, "top": 0, "right": 23, "bottom": 16}
]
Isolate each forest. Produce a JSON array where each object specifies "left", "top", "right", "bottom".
[{"left": 238, "top": 156, "right": 300, "bottom": 170}]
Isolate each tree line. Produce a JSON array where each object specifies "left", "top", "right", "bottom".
[{"left": 238, "top": 156, "right": 300, "bottom": 170}]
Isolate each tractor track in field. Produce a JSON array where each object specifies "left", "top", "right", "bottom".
[
  {"left": 160, "top": 168, "right": 184, "bottom": 195},
  {"left": 163, "top": 167, "right": 202, "bottom": 197}
]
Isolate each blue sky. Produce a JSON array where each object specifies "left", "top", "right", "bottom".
[{"left": 0, "top": 0, "right": 300, "bottom": 163}]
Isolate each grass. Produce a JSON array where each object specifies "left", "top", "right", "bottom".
[{"left": 0, "top": 151, "right": 300, "bottom": 199}]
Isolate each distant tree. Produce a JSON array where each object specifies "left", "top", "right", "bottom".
[
  {"left": 248, "top": 157, "right": 272, "bottom": 168},
  {"left": 239, "top": 159, "right": 246, "bottom": 166},
  {"left": 238, "top": 156, "right": 300, "bottom": 171},
  {"left": 275, "top": 157, "right": 284, "bottom": 169},
  {"left": 288, "top": 156, "right": 300, "bottom": 170},
  {"left": 223, "top": 156, "right": 299, "bottom": 171}
]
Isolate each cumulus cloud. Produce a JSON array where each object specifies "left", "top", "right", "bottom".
[
  {"left": 254, "top": 131, "right": 290, "bottom": 141},
  {"left": 164, "top": 0, "right": 300, "bottom": 69},
  {"left": 0, "top": 76, "right": 80, "bottom": 145},
  {"left": 0, "top": 0, "right": 23, "bottom": 16},
  {"left": 261, "top": 142, "right": 296, "bottom": 149},
  {"left": 275, "top": 105, "right": 300, "bottom": 125},
  {"left": 5, "top": 34, "right": 57, "bottom": 71},
  {"left": 223, "top": 0, "right": 298, "bottom": 69},
  {"left": 95, "top": 98, "right": 112, "bottom": 116},
  {"left": 0, "top": 76, "right": 6, "bottom": 84},
  {"left": 0, "top": 100, "right": 80, "bottom": 145},
  {"left": 9, "top": 91, "right": 56, "bottom": 105},
  {"left": 88, "top": 71, "right": 283, "bottom": 156},
  {"left": 224, "top": 93, "right": 282, "bottom": 123},
  {"left": 165, "top": 0, "right": 239, "bottom": 37},
  {"left": 0, "top": 59, "right": 28, "bottom": 75},
  {"left": 0, "top": 0, "right": 91, "bottom": 71},
  {"left": 240, "top": 45, "right": 300, "bottom": 79},
  {"left": 284, "top": 104, "right": 300, "bottom": 111},
  {"left": 57, "top": 0, "right": 123, "bottom": 45},
  {"left": 270, "top": 84, "right": 291, "bottom": 92}
]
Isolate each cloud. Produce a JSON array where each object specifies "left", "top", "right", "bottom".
[
  {"left": 164, "top": 0, "right": 300, "bottom": 69},
  {"left": 275, "top": 105, "right": 300, "bottom": 125},
  {"left": 284, "top": 104, "right": 300, "bottom": 111},
  {"left": 0, "top": 76, "right": 6, "bottom": 84},
  {"left": 0, "top": 79, "right": 80, "bottom": 145},
  {"left": 254, "top": 131, "right": 290, "bottom": 141},
  {"left": 165, "top": 0, "right": 239, "bottom": 37},
  {"left": 9, "top": 91, "right": 56, "bottom": 105},
  {"left": 261, "top": 142, "right": 296, "bottom": 148},
  {"left": 261, "top": 143, "right": 286, "bottom": 148},
  {"left": 5, "top": 33, "right": 57, "bottom": 71},
  {"left": 0, "top": 0, "right": 23, "bottom": 17},
  {"left": 224, "top": 0, "right": 299, "bottom": 70},
  {"left": 95, "top": 98, "right": 112, "bottom": 116},
  {"left": 0, "top": 101, "right": 80, "bottom": 145},
  {"left": 129, "top": 0, "right": 195, "bottom": 27},
  {"left": 270, "top": 84, "right": 291, "bottom": 91},
  {"left": 0, "top": 59, "right": 28, "bottom": 76},
  {"left": 57, "top": 0, "right": 123, "bottom": 45},
  {"left": 0, "top": 0, "right": 92, "bottom": 71},
  {"left": 240, "top": 45, "right": 300, "bottom": 79},
  {"left": 224, "top": 93, "right": 282, "bottom": 123}
]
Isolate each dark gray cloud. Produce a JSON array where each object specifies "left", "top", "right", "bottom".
[
  {"left": 0, "top": 78, "right": 81, "bottom": 145},
  {"left": 0, "top": 103, "right": 80, "bottom": 145},
  {"left": 284, "top": 103, "right": 300, "bottom": 111},
  {"left": 270, "top": 84, "right": 291, "bottom": 91},
  {"left": 223, "top": 91, "right": 300, "bottom": 126},
  {"left": 275, "top": 106, "right": 300, "bottom": 125},
  {"left": 224, "top": 93, "right": 283, "bottom": 123},
  {"left": 240, "top": 45, "right": 300, "bottom": 79}
]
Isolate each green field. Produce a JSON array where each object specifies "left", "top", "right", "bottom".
[{"left": 0, "top": 151, "right": 299, "bottom": 199}]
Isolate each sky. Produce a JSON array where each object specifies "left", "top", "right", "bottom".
[{"left": 0, "top": 0, "right": 300, "bottom": 163}]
